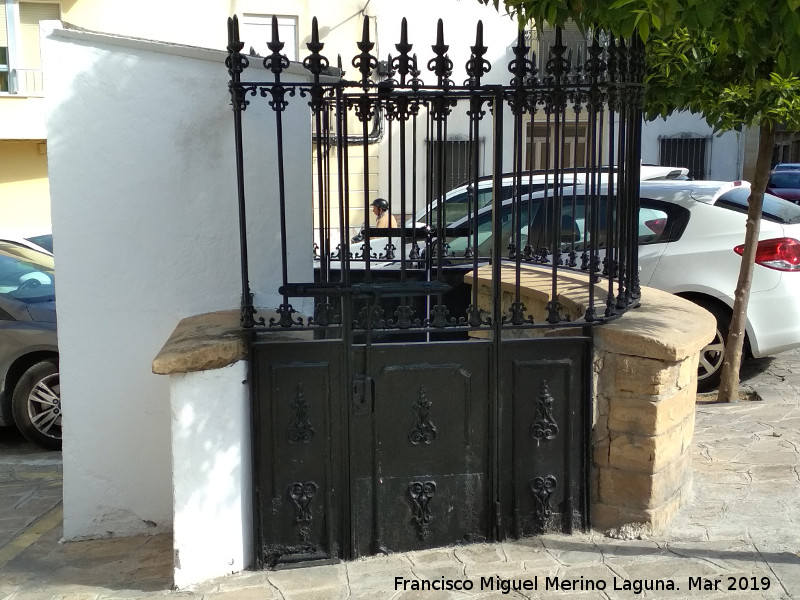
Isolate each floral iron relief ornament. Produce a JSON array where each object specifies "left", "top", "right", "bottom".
[
  {"left": 409, "top": 385, "right": 438, "bottom": 445},
  {"left": 288, "top": 383, "right": 314, "bottom": 443},
  {"left": 288, "top": 481, "right": 318, "bottom": 542},
  {"left": 530, "top": 475, "right": 557, "bottom": 531},
  {"left": 408, "top": 481, "right": 436, "bottom": 540},
  {"left": 531, "top": 380, "right": 559, "bottom": 445}
]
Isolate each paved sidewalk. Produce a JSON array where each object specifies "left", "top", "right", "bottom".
[{"left": 2, "top": 351, "right": 800, "bottom": 599}]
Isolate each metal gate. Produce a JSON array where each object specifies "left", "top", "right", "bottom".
[{"left": 225, "top": 15, "right": 644, "bottom": 568}]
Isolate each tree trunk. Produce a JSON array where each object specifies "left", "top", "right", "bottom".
[{"left": 717, "top": 124, "right": 775, "bottom": 402}]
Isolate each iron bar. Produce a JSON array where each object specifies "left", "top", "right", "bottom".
[{"left": 226, "top": 16, "right": 259, "bottom": 328}]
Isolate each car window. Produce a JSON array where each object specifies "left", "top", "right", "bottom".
[
  {"left": 769, "top": 172, "right": 800, "bottom": 189},
  {"left": 446, "top": 200, "right": 543, "bottom": 257},
  {"left": 0, "top": 241, "right": 55, "bottom": 302},
  {"left": 424, "top": 180, "right": 558, "bottom": 228},
  {"left": 638, "top": 207, "right": 670, "bottom": 244},
  {"left": 715, "top": 187, "right": 800, "bottom": 224},
  {"left": 27, "top": 234, "right": 53, "bottom": 253}
]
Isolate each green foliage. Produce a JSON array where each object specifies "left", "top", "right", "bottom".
[{"left": 478, "top": 0, "right": 800, "bottom": 134}]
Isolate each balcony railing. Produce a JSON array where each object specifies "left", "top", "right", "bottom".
[{"left": 5, "top": 68, "right": 45, "bottom": 96}]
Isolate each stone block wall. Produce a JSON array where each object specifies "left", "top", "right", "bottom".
[{"left": 592, "top": 288, "right": 715, "bottom": 532}]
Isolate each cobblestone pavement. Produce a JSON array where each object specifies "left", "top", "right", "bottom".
[{"left": 1, "top": 351, "right": 799, "bottom": 599}]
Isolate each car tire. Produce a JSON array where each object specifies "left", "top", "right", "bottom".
[
  {"left": 693, "top": 300, "right": 731, "bottom": 392},
  {"left": 12, "top": 359, "right": 62, "bottom": 451}
]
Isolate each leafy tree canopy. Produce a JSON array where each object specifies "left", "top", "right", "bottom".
[{"left": 481, "top": 0, "right": 800, "bottom": 131}]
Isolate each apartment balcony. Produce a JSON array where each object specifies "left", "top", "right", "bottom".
[
  {"left": 11, "top": 68, "right": 45, "bottom": 96},
  {"left": 0, "top": 68, "right": 46, "bottom": 140}
]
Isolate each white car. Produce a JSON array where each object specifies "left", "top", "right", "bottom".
[
  {"left": 407, "top": 165, "right": 688, "bottom": 233},
  {"left": 0, "top": 230, "right": 53, "bottom": 256},
  {"left": 638, "top": 180, "right": 800, "bottom": 389},
  {"left": 332, "top": 179, "right": 800, "bottom": 390},
  {"left": 346, "top": 165, "right": 688, "bottom": 262}
]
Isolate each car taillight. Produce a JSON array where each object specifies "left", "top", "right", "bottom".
[
  {"left": 733, "top": 237, "right": 800, "bottom": 271},
  {"left": 644, "top": 218, "right": 667, "bottom": 234}
]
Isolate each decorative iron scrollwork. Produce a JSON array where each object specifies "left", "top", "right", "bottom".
[
  {"left": 463, "top": 304, "right": 491, "bottom": 328},
  {"left": 354, "top": 304, "right": 387, "bottom": 330},
  {"left": 530, "top": 475, "right": 557, "bottom": 531},
  {"left": 408, "top": 481, "right": 436, "bottom": 540},
  {"left": 503, "top": 301, "right": 534, "bottom": 326},
  {"left": 288, "top": 481, "right": 318, "bottom": 542},
  {"left": 288, "top": 384, "right": 314, "bottom": 444},
  {"left": 409, "top": 386, "right": 437, "bottom": 445},
  {"left": 310, "top": 302, "right": 341, "bottom": 327},
  {"left": 531, "top": 380, "right": 559, "bottom": 444},
  {"left": 391, "top": 305, "right": 421, "bottom": 330},
  {"left": 270, "top": 303, "right": 304, "bottom": 328},
  {"left": 427, "top": 304, "right": 457, "bottom": 328},
  {"left": 546, "top": 299, "right": 565, "bottom": 324}
]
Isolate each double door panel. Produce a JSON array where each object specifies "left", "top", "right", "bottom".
[{"left": 251, "top": 336, "right": 588, "bottom": 567}]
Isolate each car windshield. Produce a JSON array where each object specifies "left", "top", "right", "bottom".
[
  {"left": 27, "top": 234, "right": 53, "bottom": 253},
  {"left": 769, "top": 171, "right": 800, "bottom": 189},
  {"left": 0, "top": 240, "right": 56, "bottom": 302},
  {"left": 715, "top": 187, "right": 800, "bottom": 224}
]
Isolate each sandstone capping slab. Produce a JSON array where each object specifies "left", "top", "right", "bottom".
[
  {"left": 594, "top": 287, "right": 716, "bottom": 362},
  {"left": 152, "top": 309, "right": 311, "bottom": 375}
]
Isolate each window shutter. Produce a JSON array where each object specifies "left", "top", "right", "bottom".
[
  {"left": 0, "top": 6, "right": 8, "bottom": 49},
  {"left": 19, "top": 2, "right": 60, "bottom": 69}
]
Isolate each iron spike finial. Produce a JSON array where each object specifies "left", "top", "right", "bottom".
[
  {"left": 353, "top": 15, "right": 377, "bottom": 86},
  {"left": 508, "top": 27, "right": 532, "bottom": 86},
  {"left": 227, "top": 15, "right": 236, "bottom": 45},
  {"left": 309, "top": 17, "right": 322, "bottom": 52},
  {"left": 264, "top": 14, "right": 289, "bottom": 75},
  {"left": 225, "top": 14, "right": 248, "bottom": 83},
  {"left": 465, "top": 20, "right": 491, "bottom": 86},
  {"left": 429, "top": 18, "right": 453, "bottom": 86},
  {"left": 361, "top": 14, "right": 371, "bottom": 45},
  {"left": 397, "top": 17, "right": 411, "bottom": 55},
  {"left": 304, "top": 16, "right": 329, "bottom": 80},
  {"left": 272, "top": 15, "right": 280, "bottom": 44},
  {"left": 434, "top": 19, "right": 447, "bottom": 54}
]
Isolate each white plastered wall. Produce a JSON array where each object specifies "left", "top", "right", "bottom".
[
  {"left": 171, "top": 362, "right": 251, "bottom": 588},
  {"left": 642, "top": 111, "right": 745, "bottom": 181},
  {"left": 43, "top": 23, "right": 313, "bottom": 540}
]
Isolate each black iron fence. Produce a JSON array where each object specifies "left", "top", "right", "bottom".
[
  {"left": 226, "top": 14, "right": 645, "bottom": 336},
  {"left": 227, "top": 14, "right": 645, "bottom": 566}
]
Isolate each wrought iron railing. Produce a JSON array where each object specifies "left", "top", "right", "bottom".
[{"left": 226, "top": 15, "right": 645, "bottom": 335}]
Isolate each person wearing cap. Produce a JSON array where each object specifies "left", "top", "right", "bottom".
[{"left": 372, "top": 197, "right": 398, "bottom": 229}]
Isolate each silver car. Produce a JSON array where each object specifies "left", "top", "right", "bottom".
[{"left": 0, "top": 240, "right": 60, "bottom": 450}]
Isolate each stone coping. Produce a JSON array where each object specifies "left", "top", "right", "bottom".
[
  {"left": 152, "top": 310, "right": 248, "bottom": 375},
  {"left": 153, "top": 268, "right": 715, "bottom": 375},
  {"left": 466, "top": 264, "right": 716, "bottom": 361},
  {"left": 153, "top": 309, "right": 315, "bottom": 375}
]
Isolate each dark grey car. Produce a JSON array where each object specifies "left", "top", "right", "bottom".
[{"left": 0, "top": 240, "right": 60, "bottom": 450}]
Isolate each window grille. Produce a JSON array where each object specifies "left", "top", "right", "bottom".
[{"left": 659, "top": 136, "right": 708, "bottom": 180}]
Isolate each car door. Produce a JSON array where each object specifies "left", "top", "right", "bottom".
[{"left": 637, "top": 199, "right": 689, "bottom": 286}]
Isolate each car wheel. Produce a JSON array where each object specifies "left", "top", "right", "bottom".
[
  {"left": 693, "top": 300, "right": 730, "bottom": 392},
  {"left": 12, "top": 359, "right": 62, "bottom": 450}
]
